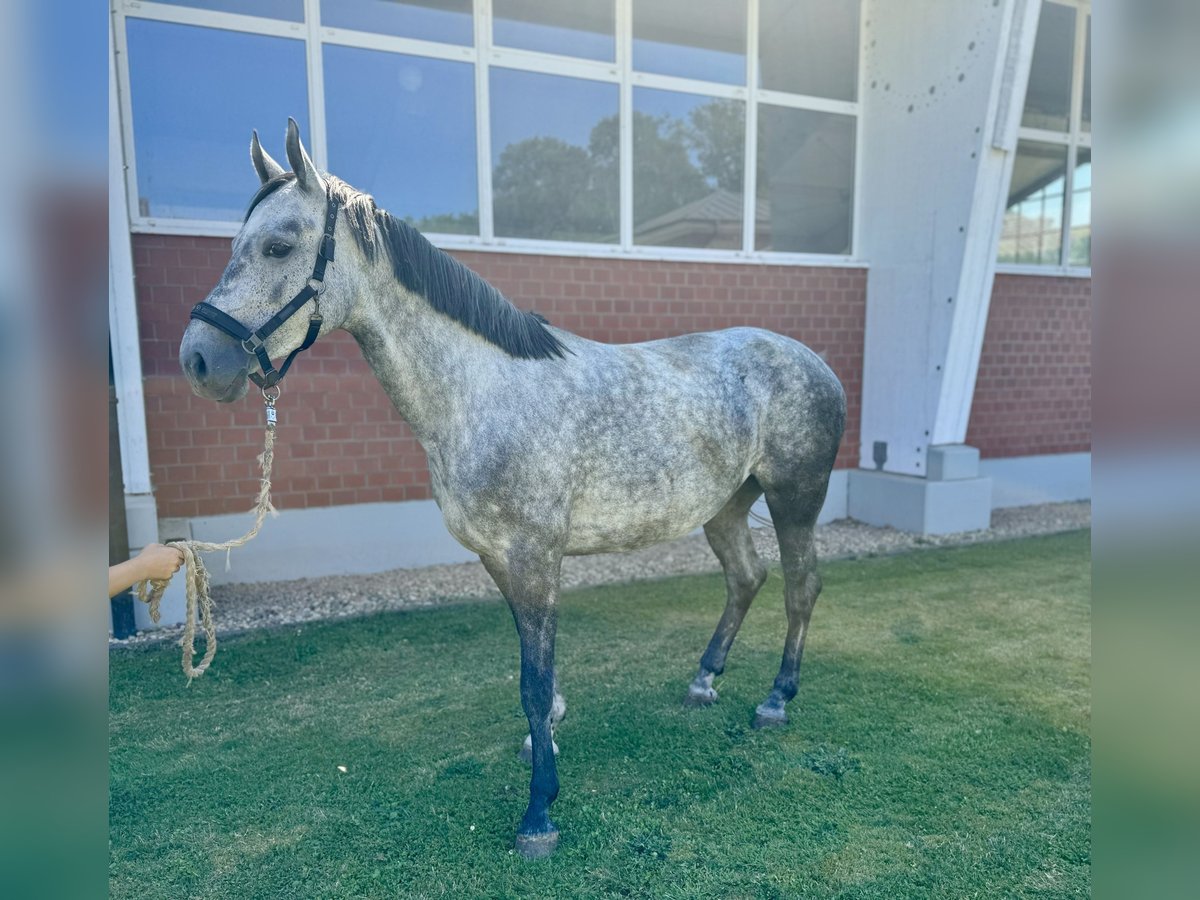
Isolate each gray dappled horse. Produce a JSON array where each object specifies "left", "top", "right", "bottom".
[{"left": 180, "top": 121, "right": 845, "bottom": 859}]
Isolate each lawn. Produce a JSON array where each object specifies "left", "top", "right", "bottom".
[{"left": 110, "top": 531, "right": 1091, "bottom": 899}]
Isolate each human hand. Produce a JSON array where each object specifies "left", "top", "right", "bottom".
[
  {"left": 110, "top": 543, "right": 186, "bottom": 597},
  {"left": 135, "top": 543, "right": 185, "bottom": 581}
]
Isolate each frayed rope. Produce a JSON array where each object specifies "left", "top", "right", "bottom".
[{"left": 134, "top": 424, "right": 278, "bottom": 681}]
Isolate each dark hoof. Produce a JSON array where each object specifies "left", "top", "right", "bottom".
[
  {"left": 684, "top": 687, "right": 718, "bottom": 707},
  {"left": 515, "top": 828, "right": 559, "bottom": 860},
  {"left": 752, "top": 706, "right": 788, "bottom": 729}
]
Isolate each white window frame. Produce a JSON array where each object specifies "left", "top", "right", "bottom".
[
  {"left": 996, "top": 0, "right": 1091, "bottom": 278},
  {"left": 112, "top": 0, "right": 865, "bottom": 267}
]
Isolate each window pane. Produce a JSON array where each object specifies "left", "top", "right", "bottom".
[
  {"left": 494, "top": 0, "right": 614, "bottom": 62},
  {"left": 1022, "top": 1, "right": 1075, "bottom": 132},
  {"left": 490, "top": 69, "right": 619, "bottom": 242},
  {"left": 632, "top": 89, "right": 744, "bottom": 249},
  {"left": 759, "top": 0, "right": 859, "bottom": 101},
  {"left": 1068, "top": 147, "right": 1091, "bottom": 266},
  {"left": 997, "top": 140, "right": 1068, "bottom": 265},
  {"left": 324, "top": 48, "right": 477, "bottom": 234},
  {"left": 755, "top": 106, "right": 855, "bottom": 254},
  {"left": 321, "top": 0, "right": 473, "bottom": 45},
  {"left": 155, "top": 0, "right": 303, "bottom": 20},
  {"left": 1081, "top": 18, "right": 1091, "bottom": 132},
  {"left": 633, "top": 0, "right": 747, "bottom": 85},
  {"left": 125, "top": 19, "right": 309, "bottom": 220}
]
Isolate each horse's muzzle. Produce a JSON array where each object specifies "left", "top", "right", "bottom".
[{"left": 180, "top": 322, "right": 251, "bottom": 402}]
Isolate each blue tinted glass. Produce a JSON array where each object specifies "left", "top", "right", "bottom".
[
  {"left": 633, "top": 88, "right": 744, "bottom": 249},
  {"left": 493, "top": 0, "right": 614, "bottom": 62},
  {"left": 633, "top": 0, "right": 746, "bottom": 85},
  {"left": 126, "top": 19, "right": 309, "bottom": 221},
  {"left": 325, "top": 47, "right": 478, "bottom": 234},
  {"left": 490, "top": 69, "right": 619, "bottom": 242},
  {"left": 155, "top": 0, "right": 304, "bottom": 20},
  {"left": 321, "top": 0, "right": 473, "bottom": 45}
]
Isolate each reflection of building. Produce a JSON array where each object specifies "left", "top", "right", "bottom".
[
  {"left": 109, "top": 1, "right": 1091, "bottom": 629},
  {"left": 633, "top": 189, "right": 753, "bottom": 249}
]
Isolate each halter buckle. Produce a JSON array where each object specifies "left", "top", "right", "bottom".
[{"left": 241, "top": 333, "right": 265, "bottom": 355}]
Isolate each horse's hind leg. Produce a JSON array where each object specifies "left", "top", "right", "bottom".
[
  {"left": 519, "top": 679, "right": 565, "bottom": 764},
  {"left": 686, "top": 477, "right": 768, "bottom": 706},
  {"left": 752, "top": 486, "right": 824, "bottom": 729}
]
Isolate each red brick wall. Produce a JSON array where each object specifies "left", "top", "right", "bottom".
[
  {"left": 134, "top": 235, "right": 867, "bottom": 517},
  {"left": 966, "top": 273, "right": 1091, "bottom": 458}
]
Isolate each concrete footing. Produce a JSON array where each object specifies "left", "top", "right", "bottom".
[{"left": 848, "top": 445, "right": 993, "bottom": 535}]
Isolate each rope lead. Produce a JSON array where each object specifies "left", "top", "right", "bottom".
[{"left": 136, "top": 397, "right": 279, "bottom": 680}]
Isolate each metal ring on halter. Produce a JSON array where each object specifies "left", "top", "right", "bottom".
[
  {"left": 307, "top": 277, "right": 326, "bottom": 294},
  {"left": 261, "top": 383, "right": 281, "bottom": 402}
]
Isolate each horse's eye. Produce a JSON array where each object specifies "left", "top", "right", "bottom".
[{"left": 265, "top": 241, "right": 292, "bottom": 258}]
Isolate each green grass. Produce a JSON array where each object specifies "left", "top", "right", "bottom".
[{"left": 110, "top": 531, "right": 1091, "bottom": 899}]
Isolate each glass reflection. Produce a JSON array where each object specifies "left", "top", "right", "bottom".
[
  {"left": 633, "top": 89, "right": 744, "bottom": 249},
  {"left": 1021, "top": 1, "right": 1075, "bottom": 132},
  {"left": 998, "top": 141, "right": 1068, "bottom": 265},
  {"left": 321, "top": 0, "right": 473, "bottom": 45},
  {"left": 493, "top": 0, "right": 614, "bottom": 62},
  {"left": 633, "top": 0, "right": 747, "bottom": 85},
  {"left": 324, "top": 47, "right": 478, "bottom": 234},
  {"left": 490, "top": 69, "right": 619, "bottom": 242},
  {"left": 126, "top": 19, "right": 309, "bottom": 221},
  {"left": 756, "top": 106, "right": 855, "bottom": 254},
  {"left": 157, "top": 0, "right": 303, "bottom": 20},
  {"left": 1081, "top": 19, "right": 1091, "bottom": 132},
  {"left": 759, "top": 0, "right": 858, "bottom": 101},
  {"left": 1068, "top": 148, "right": 1090, "bottom": 267}
]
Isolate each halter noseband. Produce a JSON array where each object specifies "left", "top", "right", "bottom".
[{"left": 189, "top": 191, "right": 340, "bottom": 390}]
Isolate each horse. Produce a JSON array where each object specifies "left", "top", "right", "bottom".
[{"left": 179, "top": 119, "right": 846, "bottom": 859}]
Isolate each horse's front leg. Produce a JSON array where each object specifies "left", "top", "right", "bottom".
[{"left": 482, "top": 544, "right": 563, "bottom": 859}]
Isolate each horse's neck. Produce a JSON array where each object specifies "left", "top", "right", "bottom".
[{"left": 346, "top": 277, "right": 501, "bottom": 448}]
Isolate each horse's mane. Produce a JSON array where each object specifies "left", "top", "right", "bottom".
[{"left": 246, "top": 173, "right": 567, "bottom": 361}]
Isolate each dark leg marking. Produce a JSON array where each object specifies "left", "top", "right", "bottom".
[
  {"left": 753, "top": 488, "right": 823, "bottom": 729},
  {"left": 482, "top": 547, "right": 563, "bottom": 859},
  {"left": 687, "top": 478, "right": 768, "bottom": 707}
]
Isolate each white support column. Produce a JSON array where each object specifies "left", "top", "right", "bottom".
[
  {"left": 851, "top": 0, "right": 1042, "bottom": 533},
  {"left": 109, "top": 10, "right": 154, "bottom": 517},
  {"left": 111, "top": 12, "right": 186, "bottom": 628}
]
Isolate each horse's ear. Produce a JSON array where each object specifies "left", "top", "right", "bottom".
[
  {"left": 285, "top": 117, "right": 324, "bottom": 193},
  {"left": 250, "top": 130, "right": 284, "bottom": 184}
]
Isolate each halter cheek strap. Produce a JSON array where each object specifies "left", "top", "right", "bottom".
[{"left": 189, "top": 193, "right": 340, "bottom": 389}]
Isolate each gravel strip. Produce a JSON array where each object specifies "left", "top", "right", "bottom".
[{"left": 111, "top": 501, "right": 1089, "bottom": 648}]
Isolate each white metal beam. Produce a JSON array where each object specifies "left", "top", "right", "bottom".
[{"left": 109, "top": 6, "right": 153, "bottom": 499}]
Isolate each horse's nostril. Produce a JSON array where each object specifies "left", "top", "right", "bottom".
[{"left": 188, "top": 351, "right": 208, "bottom": 381}]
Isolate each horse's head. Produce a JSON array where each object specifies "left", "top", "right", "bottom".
[{"left": 180, "top": 119, "right": 354, "bottom": 401}]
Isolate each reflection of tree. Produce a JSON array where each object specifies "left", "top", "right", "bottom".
[
  {"left": 687, "top": 100, "right": 744, "bottom": 192},
  {"left": 487, "top": 99, "right": 743, "bottom": 243},
  {"left": 494, "top": 136, "right": 617, "bottom": 242},
  {"left": 411, "top": 211, "right": 479, "bottom": 234}
]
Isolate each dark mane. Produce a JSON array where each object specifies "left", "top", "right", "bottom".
[{"left": 247, "top": 173, "right": 566, "bottom": 360}]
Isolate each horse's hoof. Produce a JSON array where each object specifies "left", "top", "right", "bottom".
[
  {"left": 752, "top": 704, "right": 788, "bottom": 729},
  {"left": 515, "top": 828, "right": 559, "bottom": 860},
  {"left": 684, "top": 687, "right": 718, "bottom": 707}
]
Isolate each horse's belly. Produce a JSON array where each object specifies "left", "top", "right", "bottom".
[{"left": 565, "top": 472, "right": 746, "bottom": 555}]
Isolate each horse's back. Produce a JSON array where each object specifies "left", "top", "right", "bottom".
[{"left": 541, "top": 327, "right": 844, "bottom": 553}]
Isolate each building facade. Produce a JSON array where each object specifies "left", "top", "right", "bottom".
[{"left": 109, "top": 1, "right": 1091, "bottom": 623}]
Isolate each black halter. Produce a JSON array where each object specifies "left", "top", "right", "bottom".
[{"left": 190, "top": 192, "right": 340, "bottom": 389}]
